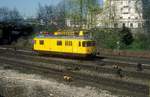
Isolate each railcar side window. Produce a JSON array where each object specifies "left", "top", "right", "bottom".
[
  {"left": 79, "top": 42, "right": 81, "bottom": 47},
  {"left": 65, "top": 41, "right": 72, "bottom": 46},
  {"left": 70, "top": 41, "right": 72, "bottom": 46},
  {"left": 82, "top": 41, "right": 87, "bottom": 47},
  {"left": 57, "top": 40, "right": 62, "bottom": 46},
  {"left": 39, "top": 40, "right": 44, "bottom": 45},
  {"left": 65, "top": 41, "right": 67, "bottom": 46}
]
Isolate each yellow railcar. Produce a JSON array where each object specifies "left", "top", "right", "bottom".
[{"left": 33, "top": 35, "right": 96, "bottom": 57}]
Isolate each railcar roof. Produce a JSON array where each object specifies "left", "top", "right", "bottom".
[{"left": 34, "top": 35, "right": 93, "bottom": 40}]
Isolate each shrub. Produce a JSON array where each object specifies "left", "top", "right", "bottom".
[{"left": 90, "top": 28, "right": 120, "bottom": 49}]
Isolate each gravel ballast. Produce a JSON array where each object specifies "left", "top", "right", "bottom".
[{"left": 0, "top": 64, "right": 120, "bottom": 97}]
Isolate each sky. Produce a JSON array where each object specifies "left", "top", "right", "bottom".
[
  {"left": 0, "top": 0, "right": 103, "bottom": 18},
  {"left": 0, "top": 0, "right": 62, "bottom": 18}
]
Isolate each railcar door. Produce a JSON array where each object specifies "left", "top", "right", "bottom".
[
  {"left": 75, "top": 40, "right": 82, "bottom": 55},
  {"left": 72, "top": 40, "right": 78, "bottom": 54},
  {"left": 38, "top": 39, "right": 45, "bottom": 50},
  {"left": 56, "top": 40, "right": 63, "bottom": 52}
]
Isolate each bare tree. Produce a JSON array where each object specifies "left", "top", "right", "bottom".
[
  {"left": 37, "top": 3, "right": 66, "bottom": 30},
  {"left": 37, "top": 4, "right": 54, "bottom": 25},
  {"left": 0, "top": 7, "right": 22, "bottom": 22},
  {"left": 63, "top": 0, "right": 101, "bottom": 29}
]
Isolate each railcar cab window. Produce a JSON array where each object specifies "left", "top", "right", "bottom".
[
  {"left": 34, "top": 40, "right": 36, "bottom": 44},
  {"left": 82, "top": 41, "right": 95, "bottom": 47},
  {"left": 57, "top": 40, "right": 62, "bottom": 46},
  {"left": 39, "top": 40, "right": 44, "bottom": 45}
]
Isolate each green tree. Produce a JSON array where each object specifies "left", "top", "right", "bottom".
[
  {"left": 130, "top": 33, "right": 150, "bottom": 50},
  {"left": 91, "top": 28, "right": 120, "bottom": 49},
  {"left": 119, "top": 26, "right": 134, "bottom": 47}
]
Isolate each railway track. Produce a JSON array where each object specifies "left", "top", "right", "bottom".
[
  {"left": 0, "top": 46, "right": 150, "bottom": 97},
  {"left": 1, "top": 47, "right": 150, "bottom": 80},
  {"left": 1, "top": 45, "right": 150, "bottom": 63},
  {"left": 1, "top": 46, "right": 150, "bottom": 69}
]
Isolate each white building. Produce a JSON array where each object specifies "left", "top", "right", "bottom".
[{"left": 97, "top": 0, "right": 145, "bottom": 29}]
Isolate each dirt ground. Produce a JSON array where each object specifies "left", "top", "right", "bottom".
[{"left": 0, "top": 64, "right": 121, "bottom": 97}]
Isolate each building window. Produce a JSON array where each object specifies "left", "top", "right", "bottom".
[
  {"left": 128, "top": 8, "right": 131, "bottom": 12},
  {"left": 114, "top": 23, "right": 118, "bottom": 28},
  {"left": 128, "top": 1, "right": 131, "bottom": 3},
  {"left": 121, "top": 8, "right": 123, "bottom": 12},
  {"left": 135, "top": 17, "right": 138, "bottom": 19},
  {"left": 130, "top": 23, "right": 133, "bottom": 28},
  {"left": 122, "top": 23, "right": 125, "bottom": 27},
  {"left": 138, "top": 23, "right": 141, "bottom": 28},
  {"left": 120, "top": 1, "right": 123, "bottom": 4},
  {"left": 39, "top": 40, "right": 44, "bottom": 45},
  {"left": 123, "top": 6, "right": 128, "bottom": 8},
  {"left": 57, "top": 40, "right": 62, "bottom": 46},
  {"left": 123, "top": 12, "right": 129, "bottom": 14},
  {"left": 128, "top": 17, "right": 130, "bottom": 19}
]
